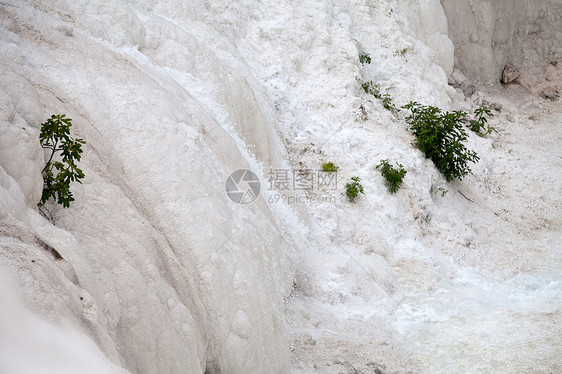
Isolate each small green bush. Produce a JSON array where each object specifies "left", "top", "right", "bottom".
[
  {"left": 400, "top": 48, "right": 408, "bottom": 56},
  {"left": 402, "top": 102, "right": 479, "bottom": 181},
  {"left": 380, "top": 94, "right": 395, "bottom": 112},
  {"left": 345, "top": 176, "right": 364, "bottom": 202},
  {"left": 322, "top": 162, "right": 339, "bottom": 173},
  {"left": 40, "top": 114, "right": 85, "bottom": 208},
  {"left": 469, "top": 105, "right": 497, "bottom": 136},
  {"left": 362, "top": 81, "right": 379, "bottom": 96},
  {"left": 430, "top": 185, "right": 448, "bottom": 197},
  {"left": 376, "top": 160, "right": 406, "bottom": 193},
  {"left": 359, "top": 52, "right": 371, "bottom": 65},
  {"left": 362, "top": 81, "right": 396, "bottom": 112}
]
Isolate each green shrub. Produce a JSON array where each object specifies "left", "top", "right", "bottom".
[
  {"left": 402, "top": 102, "right": 479, "bottom": 181},
  {"left": 362, "top": 80, "right": 380, "bottom": 96},
  {"left": 362, "top": 81, "right": 396, "bottom": 112},
  {"left": 430, "top": 185, "right": 449, "bottom": 197},
  {"left": 380, "top": 94, "right": 395, "bottom": 112},
  {"left": 40, "top": 114, "right": 85, "bottom": 208},
  {"left": 469, "top": 105, "right": 497, "bottom": 136},
  {"left": 376, "top": 160, "right": 406, "bottom": 193},
  {"left": 400, "top": 48, "right": 408, "bottom": 56},
  {"left": 345, "top": 176, "right": 364, "bottom": 202},
  {"left": 322, "top": 162, "right": 339, "bottom": 173},
  {"left": 359, "top": 52, "right": 371, "bottom": 65}
]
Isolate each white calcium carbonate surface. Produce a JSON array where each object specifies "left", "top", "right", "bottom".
[{"left": 0, "top": 0, "right": 560, "bottom": 373}]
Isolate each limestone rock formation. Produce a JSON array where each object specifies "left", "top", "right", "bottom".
[{"left": 441, "top": 0, "right": 562, "bottom": 85}]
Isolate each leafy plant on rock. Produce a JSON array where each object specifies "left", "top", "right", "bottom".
[
  {"left": 40, "top": 114, "right": 85, "bottom": 208},
  {"left": 430, "top": 185, "right": 449, "bottom": 197},
  {"left": 362, "top": 81, "right": 396, "bottom": 112},
  {"left": 376, "top": 160, "right": 407, "bottom": 193},
  {"left": 359, "top": 52, "right": 371, "bottom": 65},
  {"left": 402, "top": 102, "right": 479, "bottom": 181},
  {"left": 362, "top": 81, "right": 380, "bottom": 96},
  {"left": 469, "top": 105, "right": 497, "bottom": 136},
  {"left": 345, "top": 176, "right": 364, "bottom": 202},
  {"left": 322, "top": 162, "right": 339, "bottom": 173},
  {"left": 381, "top": 94, "right": 395, "bottom": 112}
]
